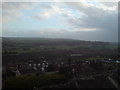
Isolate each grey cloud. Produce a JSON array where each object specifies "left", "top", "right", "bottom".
[
  {"left": 2, "top": 2, "right": 35, "bottom": 10},
  {"left": 101, "top": 2, "right": 118, "bottom": 7},
  {"left": 31, "top": 15, "right": 43, "bottom": 21},
  {"left": 2, "top": 2, "right": 37, "bottom": 22},
  {"left": 64, "top": 2, "right": 118, "bottom": 42},
  {"left": 3, "top": 28, "right": 117, "bottom": 42}
]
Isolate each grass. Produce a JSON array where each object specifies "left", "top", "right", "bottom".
[{"left": 4, "top": 74, "right": 67, "bottom": 88}]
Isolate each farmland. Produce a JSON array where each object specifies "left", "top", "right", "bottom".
[
  {"left": 2, "top": 37, "right": 120, "bottom": 89},
  {"left": 2, "top": 37, "right": 118, "bottom": 64}
]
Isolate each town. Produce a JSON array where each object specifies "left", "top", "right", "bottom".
[{"left": 2, "top": 37, "right": 120, "bottom": 89}]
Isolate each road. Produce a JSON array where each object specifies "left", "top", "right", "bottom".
[{"left": 108, "top": 77, "right": 119, "bottom": 89}]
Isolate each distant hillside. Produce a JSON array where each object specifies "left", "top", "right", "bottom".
[
  {"left": 2, "top": 37, "right": 118, "bottom": 65},
  {"left": 2, "top": 37, "right": 118, "bottom": 54},
  {"left": 2, "top": 37, "right": 110, "bottom": 45}
]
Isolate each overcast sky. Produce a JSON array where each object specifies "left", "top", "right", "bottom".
[{"left": 1, "top": 1, "right": 118, "bottom": 42}]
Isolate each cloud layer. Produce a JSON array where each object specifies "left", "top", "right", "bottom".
[{"left": 2, "top": 1, "right": 118, "bottom": 42}]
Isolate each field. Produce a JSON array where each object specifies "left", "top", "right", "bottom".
[
  {"left": 2, "top": 37, "right": 118, "bottom": 64},
  {"left": 2, "top": 37, "right": 120, "bottom": 89}
]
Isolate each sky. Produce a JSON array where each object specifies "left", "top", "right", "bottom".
[{"left": 1, "top": 1, "right": 118, "bottom": 42}]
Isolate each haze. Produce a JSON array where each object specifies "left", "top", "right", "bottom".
[{"left": 1, "top": 1, "right": 118, "bottom": 42}]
